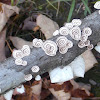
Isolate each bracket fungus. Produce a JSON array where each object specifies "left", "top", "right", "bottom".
[
  {"left": 59, "top": 27, "right": 70, "bottom": 36},
  {"left": 21, "top": 45, "right": 30, "bottom": 57},
  {"left": 72, "top": 19, "right": 82, "bottom": 26},
  {"left": 82, "top": 27, "right": 92, "bottom": 37},
  {"left": 42, "top": 40, "right": 57, "bottom": 56},
  {"left": 12, "top": 50, "right": 23, "bottom": 59},
  {"left": 56, "top": 36, "right": 73, "bottom": 54},
  {"left": 33, "top": 38, "right": 43, "bottom": 48},
  {"left": 70, "top": 26, "right": 81, "bottom": 40},
  {"left": 31, "top": 66, "right": 40, "bottom": 73},
  {"left": 24, "top": 74, "right": 32, "bottom": 81}
]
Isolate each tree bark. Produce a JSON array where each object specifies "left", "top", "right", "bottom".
[{"left": 0, "top": 11, "right": 100, "bottom": 94}]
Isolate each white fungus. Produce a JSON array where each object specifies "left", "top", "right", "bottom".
[
  {"left": 21, "top": 45, "right": 31, "bottom": 57},
  {"left": 31, "top": 66, "right": 40, "bottom": 73},
  {"left": 35, "top": 75, "right": 41, "bottom": 81},
  {"left": 59, "top": 46, "right": 68, "bottom": 54},
  {"left": 4, "top": 90, "right": 14, "bottom": 100},
  {"left": 87, "top": 44, "right": 94, "bottom": 50},
  {"left": 15, "top": 58, "right": 23, "bottom": 65},
  {"left": 16, "top": 85, "right": 25, "bottom": 94},
  {"left": 72, "top": 19, "right": 82, "bottom": 26},
  {"left": 64, "top": 23, "right": 73, "bottom": 29},
  {"left": 59, "top": 27, "right": 70, "bottom": 36},
  {"left": 33, "top": 38, "right": 43, "bottom": 48},
  {"left": 22, "top": 60, "right": 27, "bottom": 66},
  {"left": 12, "top": 49, "right": 23, "bottom": 59},
  {"left": 82, "top": 27, "right": 92, "bottom": 37},
  {"left": 94, "top": 1, "right": 100, "bottom": 9},
  {"left": 53, "top": 30, "right": 59, "bottom": 36},
  {"left": 42, "top": 40, "right": 57, "bottom": 56},
  {"left": 78, "top": 41, "right": 85, "bottom": 48},
  {"left": 24, "top": 74, "right": 32, "bottom": 81},
  {"left": 70, "top": 26, "right": 81, "bottom": 40}
]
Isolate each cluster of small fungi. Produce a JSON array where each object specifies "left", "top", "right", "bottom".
[{"left": 12, "top": 19, "right": 93, "bottom": 82}]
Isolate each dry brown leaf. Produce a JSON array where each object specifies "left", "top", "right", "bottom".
[
  {"left": 9, "top": 36, "right": 33, "bottom": 49},
  {"left": 36, "top": 14, "right": 59, "bottom": 39},
  {"left": 0, "top": 2, "right": 19, "bottom": 32}
]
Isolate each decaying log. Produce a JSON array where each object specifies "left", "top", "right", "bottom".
[{"left": 0, "top": 11, "right": 100, "bottom": 94}]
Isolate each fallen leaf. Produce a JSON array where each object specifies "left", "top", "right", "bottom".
[{"left": 9, "top": 36, "right": 33, "bottom": 49}]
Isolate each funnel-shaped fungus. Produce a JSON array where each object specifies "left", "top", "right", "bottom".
[
  {"left": 70, "top": 26, "right": 81, "bottom": 40},
  {"left": 59, "top": 27, "right": 70, "bottom": 36},
  {"left": 31, "top": 66, "right": 40, "bottom": 73},
  {"left": 33, "top": 38, "right": 43, "bottom": 48},
  {"left": 87, "top": 44, "right": 94, "bottom": 50},
  {"left": 80, "top": 35, "right": 88, "bottom": 42},
  {"left": 72, "top": 19, "right": 82, "bottom": 26},
  {"left": 22, "top": 60, "right": 27, "bottom": 66},
  {"left": 24, "top": 74, "right": 32, "bottom": 81},
  {"left": 78, "top": 41, "right": 85, "bottom": 48},
  {"left": 42, "top": 40, "right": 57, "bottom": 56},
  {"left": 59, "top": 46, "right": 68, "bottom": 54}
]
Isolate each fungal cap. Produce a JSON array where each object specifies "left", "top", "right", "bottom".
[
  {"left": 42, "top": 40, "right": 57, "bottom": 56},
  {"left": 70, "top": 26, "right": 81, "bottom": 40},
  {"left": 35, "top": 75, "right": 41, "bottom": 81},
  {"left": 87, "top": 44, "right": 94, "bottom": 50},
  {"left": 24, "top": 74, "right": 32, "bottom": 81},
  {"left": 53, "top": 30, "right": 59, "bottom": 36},
  {"left": 31, "top": 66, "right": 40, "bottom": 73},
  {"left": 22, "top": 60, "right": 27, "bottom": 66},
  {"left": 78, "top": 41, "right": 85, "bottom": 48},
  {"left": 15, "top": 59, "right": 23, "bottom": 65},
  {"left": 59, "top": 46, "right": 68, "bottom": 54},
  {"left": 21, "top": 45, "right": 30, "bottom": 57},
  {"left": 12, "top": 49, "right": 23, "bottom": 59},
  {"left": 59, "top": 27, "right": 70, "bottom": 36},
  {"left": 94, "top": 1, "right": 100, "bottom": 9},
  {"left": 72, "top": 19, "right": 82, "bottom": 26},
  {"left": 64, "top": 23, "right": 73, "bottom": 29},
  {"left": 82, "top": 27, "right": 92, "bottom": 36},
  {"left": 33, "top": 38, "right": 43, "bottom": 48}
]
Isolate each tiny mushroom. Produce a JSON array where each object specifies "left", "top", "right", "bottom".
[
  {"left": 15, "top": 58, "right": 23, "bottom": 65},
  {"left": 94, "top": 1, "right": 100, "bottom": 9},
  {"left": 21, "top": 45, "right": 31, "bottom": 57},
  {"left": 42, "top": 40, "right": 57, "bottom": 56},
  {"left": 87, "top": 44, "right": 94, "bottom": 50},
  {"left": 24, "top": 74, "right": 32, "bottom": 81},
  {"left": 82, "top": 27, "right": 92, "bottom": 37},
  {"left": 33, "top": 38, "right": 43, "bottom": 48},
  {"left": 12, "top": 49, "right": 23, "bottom": 59},
  {"left": 53, "top": 30, "right": 59, "bottom": 36},
  {"left": 59, "top": 27, "right": 70, "bottom": 36},
  {"left": 70, "top": 26, "right": 81, "bottom": 40},
  {"left": 72, "top": 19, "right": 82, "bottom": 26},
  {"left": 64, "top": 23, "right": 73, "bottom": 29},
  {"left": 31, "top": 65, "right": 40, "bottom": 73}
]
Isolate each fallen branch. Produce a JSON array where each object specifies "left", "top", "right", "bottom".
[{"left": 0, "top": 11, "right": 100, "bottom": 94}]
